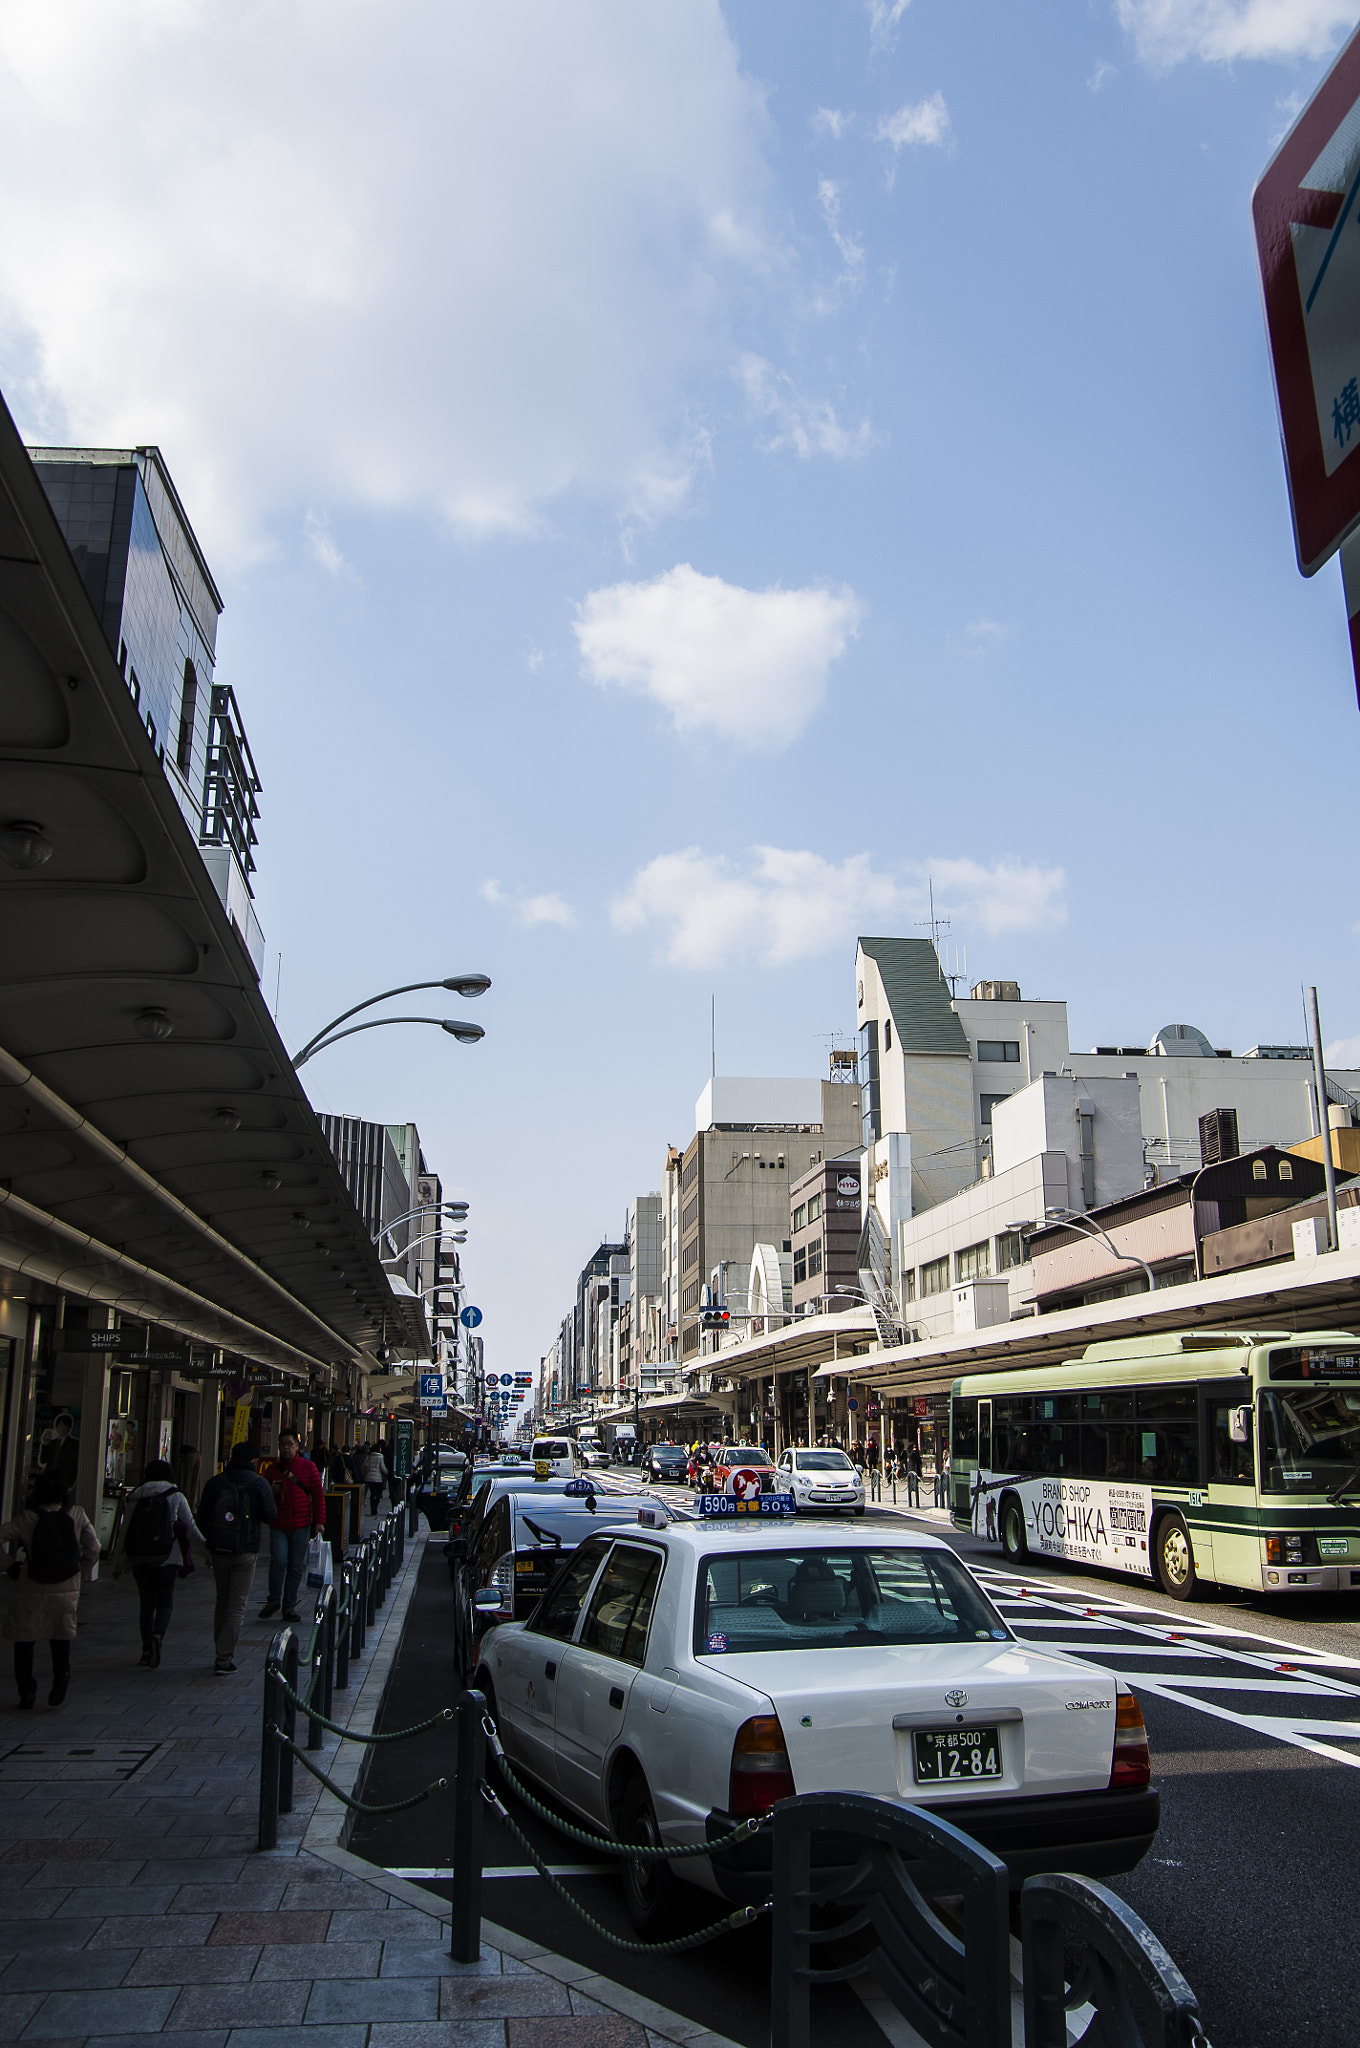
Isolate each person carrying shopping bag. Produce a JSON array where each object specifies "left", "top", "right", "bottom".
[
  {"left": 259, "top": 1431, "right": 325, "bottom": 1623},
  {"left": 112, "top": 1459, "right": 202, "bottom": 1667},
  {"left": 1, "top": 1468, "right": 100, "bottom": 1708}
]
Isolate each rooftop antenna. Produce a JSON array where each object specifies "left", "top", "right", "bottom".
[
  {"left": 917, "top": 877, "right": 951, "bottom": 973},
  {"left": 939, "top": 939, "right": 968, "bottom": 997}
]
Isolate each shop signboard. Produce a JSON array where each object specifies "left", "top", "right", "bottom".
[{"left": 393, "top": 1419, "right": 413, "bottom": 1477}]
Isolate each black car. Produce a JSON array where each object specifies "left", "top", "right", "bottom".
[
  {"left": 451, "top": 1483, "right": 654, "bottom": 1678},
  {"left": 643, "top": 1441, "right": 688, "bottom": 1482}
]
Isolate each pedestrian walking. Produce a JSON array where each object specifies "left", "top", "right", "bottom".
[
  {"left": 908, "top": 1443, "right": 922, "bottom": 1509},
  {"left": 197, "top": 1442, "right": 278, "bottom": 1673},
  {"left": 362, "top": 1442, "right": 388, "bottom": 1516},
  {"left": 259, "top": 1430, "right": 325, "bottom": 1623},
  {"left": 1, "top": 1468, "right": 100, "bottom": 1708},
  {"left": 112, "top": 1460, "right": 201, "bottom": 1668}
]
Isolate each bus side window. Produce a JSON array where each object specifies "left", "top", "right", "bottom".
[
  {"left": 951, "top": 1397, "right": 978, "bottom": 1463},
  {"left": 1208, "top": 1402, "right": 1254, "bottom": 1484}
]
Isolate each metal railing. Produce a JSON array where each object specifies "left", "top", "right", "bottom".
[
  {"left": 769, "top": 1790, "right": 1211, "bottom": 2048},
  {"left": 258, "top": 1506, "right": 409, "bottom": 1850}
]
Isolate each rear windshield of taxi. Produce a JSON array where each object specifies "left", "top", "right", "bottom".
[
  {"left": 533, "top": 1441, "right": 572, "bottom": 1459},
  {"left": 694, "top": 1547, "right": 1010, "bottom": 1656}
]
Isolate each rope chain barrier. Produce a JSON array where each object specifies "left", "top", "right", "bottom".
[
  {"left": 274, "top": 1674, "right": 453, "bottom": 1745},
  {"left": 480, "top": 1711, "right": 765, "bottom": 1862},
  {"left": 480, "top": 1777, "right": 764, "bottom": 1955},
  {"left": 270, "top": 1726, "right": 447, "bottom": 1815}
]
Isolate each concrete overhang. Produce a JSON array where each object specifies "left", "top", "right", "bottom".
[
  {"left": 824, "top": 1241, "right": 1360, "bottom": 1394},
  {"left": 0, "top": 388, "right": 427, "bottom": 1377},
  {"left": 680, "top": 1307, "right": 876, "bottom": 1385}
]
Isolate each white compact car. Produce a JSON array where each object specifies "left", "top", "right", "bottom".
[
  {"left": 475, "top": 1517, "right": 1158, "bottom": 1933},
  {"left": 776, "top": 1446, "right": 865, "bottom": 1514},
  {"left": 529, "top": 1437, "right": 587, "bottom": 1479}
]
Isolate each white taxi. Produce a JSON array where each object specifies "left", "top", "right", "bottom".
[
  {"left": 776, "top": 1445, "right": 865, "bottom": 1514},
  {"left": 473, "top": 1512, "right": 1158, "bottom": 1934}
]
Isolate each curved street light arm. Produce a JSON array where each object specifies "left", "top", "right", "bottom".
[
  {"left": 294, "top": 1016, "right": 484, "bottom": 1069},
  {"left": 1044, "top": 1209, "right": 1156, "bottom": 1293},
  {"left": 292, "top": 975, "right": 489, "bottom": 1064},
  {"left": 371, "top": 1202, "right": 468, "bottom": 1246}
]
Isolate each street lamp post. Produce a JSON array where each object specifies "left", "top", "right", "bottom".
[
  {"left": 1009, "top": 1211, "right": 1158, "bottom": 1295},
  {"left": 292, "top": 975, "right": 490, "bottom": 1068}
]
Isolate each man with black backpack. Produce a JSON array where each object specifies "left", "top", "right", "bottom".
[{"left": 197, "top": 1443, "right": 277, "bottom": 1674}]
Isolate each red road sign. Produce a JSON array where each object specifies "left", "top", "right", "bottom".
[{"left": 1254, "top": 24, "right": 1360, "bottom": 575}]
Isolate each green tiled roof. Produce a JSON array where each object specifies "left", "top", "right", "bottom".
[{"left": 858, "top": 936, "right": 970, "bottom": 1056}]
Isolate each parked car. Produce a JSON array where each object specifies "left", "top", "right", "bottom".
[
  {"left": 474, "top": 1521, "right": 1157, "bottom": 1933},
  {"left": 452, "top": 1485, "right": 652, "bottom": 1677},
  {"left": 776, "top": 1446, "right": 866, "bottom": 1516},
  {"left": 577, "top": 1438, "right": 610, "bottom": 1471},
  {"left": 643, "top": 1442, "right": 689, "bottom": 1483}
]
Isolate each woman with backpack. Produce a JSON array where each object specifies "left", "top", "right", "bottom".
[
  {"left": 112, "top": 1459, "right": 201, "bottom": 1668},
  {"left": 362, "top": 1443, "right": 388, "bottom": 1516},
  {"left": 1, "top": 1467, "right": 100, "bottom": 1708}
]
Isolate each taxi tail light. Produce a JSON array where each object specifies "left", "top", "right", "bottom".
[
  {"left": 729, "top": 1715, "right": 795, "bottom": 1816},
  {"left": 1109, "top": 1692, "right": 1150, "bottom": 1791}
]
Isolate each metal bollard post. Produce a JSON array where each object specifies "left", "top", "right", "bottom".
[
  {"left": 352, "top": 1547, "right": 367, "bottom": 1658},
  {"left": 279, "top": 1631, "right": 299, "bottom": 1814},
  {"left": 335, "top": 1567, "right": 352, "bottom": 1691},
  {"left": 366, "top": 1541, "right": 380, "bottom": 1628},
  {"left": 450, "top": 1691, "right": 486, "bottom": 1964},
  {"left": 307, "top": 1591, "right": 328, "bottom": 1751},
  {"left": 320, "top": 1586, "right": 335, "bottom": 1725},
  {"left": 258, "top": 1642, "right": 284, "bottom": 1851}
]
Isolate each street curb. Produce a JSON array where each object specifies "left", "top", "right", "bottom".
[{"left": 300, "top": 1523, "right": 743, "bottom": 2048}]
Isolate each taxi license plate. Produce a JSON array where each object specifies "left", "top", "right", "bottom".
[{"left": 913, "top": 1727, "right": 1002, "bottom": 1783}]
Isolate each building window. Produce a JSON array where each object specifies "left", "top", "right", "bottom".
[
  {"left": 1279, "top": 1159, "right": 1293, "bottom": 1181},
  {"left": 980, "top": 1093, "right": 1008, "bottom": 1126},
  {"left": 1252, "top": 1159, "right": 1268, "bottom": 1181},
  {"left": 995, "top": 1229, "right": 1025, "bottom": 1272},
  {"left": 903, "top": 1268, "right": 916, "bottom": 1302},
  {"left": 859, "top": 1021, "right": 880, "bottom": 1147},
  {"left": 793, "top": 1247, "right": 807, "bottom": 1283},
  {"left": 807, "top": 1193, "right": 822, "bottom": 1223},
  {"left": 806, "top": 1242, "right": 823, "bottom": 1278},
  {"left": 921, "top": 1256, "right": 950, "bottom": 1297},
  {"left": 884, "top": 1018, "right": 893, "bottom": 1051},
  {"left": 955, "top": 1240, "right": 991, "bottom": 1283},
  {"left": 682, "top": 1240, "right": 699, "bottom": 1270},
  {"left": 977, "top": 1040, "right": 1021, "bottom": 1064},
  {"left": 176, "top": 659, "right": 198, "bottom": 772},
  {"left": 682, "top": 1198, "right": 698, "bottom": 1234},
  {"left": 791, "top": 1204, "right": 807, "bottom": 1232},
  {"left": 681, "top": 1281, "right": 700, "bottom": 1313}
]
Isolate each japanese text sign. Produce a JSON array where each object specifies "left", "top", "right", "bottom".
[{"left": 1254, "top": 24, "right": 1360, "bottom": 573}]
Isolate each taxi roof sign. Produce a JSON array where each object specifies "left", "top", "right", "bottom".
[
  {"left": 697, "top": 1492, "right": 796, "bottom": 1519},
  {"left": 1254, "top": 22, "right": 1360, "bottom": 574}
]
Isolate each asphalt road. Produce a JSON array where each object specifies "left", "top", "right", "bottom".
[{"left": 356, "top": 1475, "right": 1360, "bottom": 2048}]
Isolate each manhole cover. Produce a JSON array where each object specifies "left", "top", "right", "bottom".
[{"left": 0, "top": 1741, "right": 170, "bottom": 1783}]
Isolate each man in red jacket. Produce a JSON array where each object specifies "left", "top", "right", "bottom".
[{"left": 258, "top": 1430, "right": 325, "bottom": 1623}]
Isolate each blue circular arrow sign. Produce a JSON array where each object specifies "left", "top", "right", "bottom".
[{"left": 460, "top": 1305, "right": 483, "bottom": 1328}]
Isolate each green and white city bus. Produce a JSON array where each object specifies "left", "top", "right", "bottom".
[{"left": 950, "top": 1329, "right": 1360, "bottom": 1600}]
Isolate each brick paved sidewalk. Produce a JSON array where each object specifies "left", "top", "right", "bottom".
[{"left": 0, "top": 1514, "right": 737, "bottom": 2048}]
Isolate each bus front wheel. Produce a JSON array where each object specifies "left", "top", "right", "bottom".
[
  {"left": 1155, "top": 1513, "right": 1198, "bottom": 1600},
  {"left": 1000, "top": 1496, "right": 1027, "bottom": 1563}
]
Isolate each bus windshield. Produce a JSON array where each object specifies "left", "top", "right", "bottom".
[{"left": 1259, "top": 1387, "right": 1360, "bottom": 1492}]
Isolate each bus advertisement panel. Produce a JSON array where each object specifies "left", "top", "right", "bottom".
[{"left": 970, "top": 1471, "right": 1152, "bottom": 1576}]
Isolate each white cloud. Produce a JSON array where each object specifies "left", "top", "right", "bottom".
[
  {"left": 481, "top": 879, "right": 576, "bottom": 930},
  {"left": 867, "top": 0, "right": 913, "bottom": 50},
  {"left": 1114, "top": 0, "right": 1353, "bottom": 65},
  {"left": 876, "top": 92, "right": 952, "bottom": 154},
  {"left": 1088, "top": 58, "right": 1118, "bottom": 91},
  {"left": 814, "top": 180, "right": 866, "bottom": 308},
  {"left": 811, "top": 107, "right": 848, "bottom": 139},
  {"left": 611, "top": 846, "right": 1066, "bottom": 969},
  {"left": 0, "top": 2, "right": 770, "bottom": 565},
  {"left": 1326, "top": 1034, "right": 1360, "bottom": 1069},
  {"left": 952, "top": 614, "right": 1012, "bottom": 655},
  {"left": 574, "top": 564, "right": 862, "bottom": 746},
  {"left": 924, "top": 856, "right": 1067, "bottom": 938},
  {"left": 303, "top": 511, "right": 346, "bottom": 578},
  {"left": 736, "top": 355, "right": 874, "bottom": 461}
]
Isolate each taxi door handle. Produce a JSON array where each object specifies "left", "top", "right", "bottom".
[
  {"left": 544, "top": 1661, "right": 556, "bottom": 1680},
  {"left": 609, "top": 1686, "right": 625, "bottom": 1709}
]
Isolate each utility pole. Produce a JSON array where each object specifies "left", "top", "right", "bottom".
[{"left": 1308, "top": 985, "right": 1339, "bottom": 1252}]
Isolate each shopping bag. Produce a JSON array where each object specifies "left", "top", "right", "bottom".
[{"left": 306, "top": 1534, "right": 331, "bottom": 1589}]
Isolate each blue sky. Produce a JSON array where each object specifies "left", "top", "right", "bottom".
[{"left": 2, "top": 0, "right": 1358, "bottom": 1373}]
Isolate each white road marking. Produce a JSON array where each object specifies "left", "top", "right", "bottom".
[
  {"left": 974, "top": 1563, "right": 1360, "bottom": 1769},
  {"left": 385, "top": 1864, "right": 609, "bottom": 1879}
]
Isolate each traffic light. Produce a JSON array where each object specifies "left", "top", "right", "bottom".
[{"left": 701, "top": 1306, "right": 730, "bottom": 1330}]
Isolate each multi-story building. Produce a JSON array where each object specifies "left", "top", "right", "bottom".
[
  {"left": 627, "top": 1193, "right": 663, "bottom": 1394},
  {"left": 30, "top": 445, "right": 265, "bottom": 972},
  {"left": 788, "top": 1155, "right": 864, "bottom": 1317},
  {"left": 659, "top": 1147, "right": 684, "bottom": 1370},
  {"left": 678, "top": 1075, "right": 862, "bottom": 1359}
]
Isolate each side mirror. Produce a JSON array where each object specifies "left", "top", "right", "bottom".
[
  {"left": 473, "top": 1588, "right": 503, "bottom": 1612},
  {"left": 1229, "top": 1407, "right": 1251, "bottom": 1444}
]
